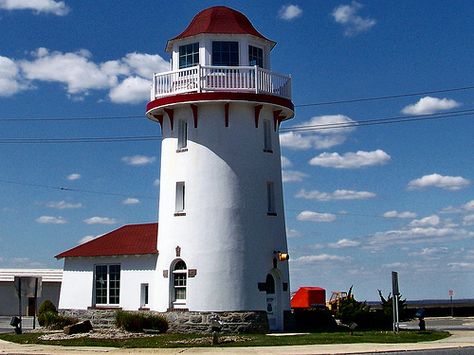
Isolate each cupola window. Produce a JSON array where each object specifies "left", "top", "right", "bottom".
[
  {"left": 179, "top": 42, "right": 199, "bottom": 69},
  {"left": 249, "top": 45, "right": 263, "bottom": 67},
  {"left": 212, "top": 41, "right": 239, "bottom": 66}
]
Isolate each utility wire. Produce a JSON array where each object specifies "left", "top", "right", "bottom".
[
  {"left": 281, "top": 109, "right": 474, "bottom": 132},
  {"left": 0, "top": 178, "right": 157, "bottom": 200},
  {"left": 0, "top": 109, "right": 472, "bottom": 144},
  {"left": 0, "top": 84, "right": 473, "bottom": 122},
  {"left": 294, "top": 85, "right": 474, "bottom": 107}
]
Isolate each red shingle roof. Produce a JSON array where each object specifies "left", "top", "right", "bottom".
[
  {"left": 167, "top": 6, "right": 275, "bottom": 51},
  {"left": 56, "top": 223, "right": 158, "bottom": 259}
]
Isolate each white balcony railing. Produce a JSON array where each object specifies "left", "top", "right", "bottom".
[{"left": 151, "top": 65, "right": 292, "bottom": 100}]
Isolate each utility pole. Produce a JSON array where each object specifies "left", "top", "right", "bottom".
[{"left": 392, "top": 271, "right": 400, "bottom": 333}]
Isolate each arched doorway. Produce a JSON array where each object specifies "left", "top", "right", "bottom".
[{"left": 266, "top": 271, "right": 283, "bottom": 331}]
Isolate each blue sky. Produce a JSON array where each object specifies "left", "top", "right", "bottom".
[{"left": 0, "top": 0, "right": 473, "bottom": 301}]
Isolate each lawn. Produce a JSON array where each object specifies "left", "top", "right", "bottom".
[{"left": 0, "top": 330, "right": 450, "bottom": 348}]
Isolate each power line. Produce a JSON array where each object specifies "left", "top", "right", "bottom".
[
  {"left": 294, "top": 85, "right": 474, "bottom": 107},
  {"left": 281, "top": 109, "right": 474, "bottom": 133},
  {"left": 0, "top": 178, "right": 157, "bottom": 200},
  {"left": 0, "top": 84, "right": 472, "bottom": 122},
  {"left": 0, "top": 135, "right": 162, "bottom": 144},
  {"left": 0, "top": 109, "right": 471, "bottom": 144}
]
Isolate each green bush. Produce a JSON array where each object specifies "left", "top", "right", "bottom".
[
  {"left": 38, "top": 310, "right": 78, "bottom": 330},
  {"left": 38, "top": 300, "right": 57, "bottom": 316},
  {"left": 293, "top": 307, "right": 338, "bottom": 331},
  {"left": 116, "top": 311, "right": 168, "bottom": 333}
]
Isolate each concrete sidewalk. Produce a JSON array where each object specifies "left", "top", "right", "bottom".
[{"left": 0, "top": 330, "right": 473, "bottom": 355}]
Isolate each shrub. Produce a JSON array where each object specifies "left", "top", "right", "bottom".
[
  {"left": 293, "top": 307, "right": 338, "bottom": 331},
  {"left": 38, "top": 300, "right": 57, "bottom": 316},
  {"left": 38, "top": 310, "right": 78, "bottom": 330},
  {"left": 116, "top": 311, "right": 168, "bottom": 333}
]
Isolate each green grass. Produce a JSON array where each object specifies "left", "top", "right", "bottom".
[{"left": 0, "top": 330, "right": 449, "bottom": 348}]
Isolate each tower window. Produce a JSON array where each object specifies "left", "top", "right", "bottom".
[
  {"left": 175, "top": 181, "right": 185, "bottom": 214},
  {"left": 212, "top": 41, "right": 239, "bottom": 66},
  {"left": 179, "top": 42, "right": 199, "bottom": 69},
  {"left": 94, "top": 264, "right": 120, "bottom": 306},
  {"left": 263, "top": 119, "right": 273, "bottom": 153},
  {"left": 172, "top": 260, "right": 187, "bottom": 308},
  {"left": 177, "top": 119, "right": 188, "bottom": 151},
  {"left": 249, "top": 45, "right": 263, "bottom": 67},
  {"left": 267, "top": 181, "right": 276, "bottom": 215}
]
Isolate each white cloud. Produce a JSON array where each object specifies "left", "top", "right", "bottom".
[
  {"left": 83, "top": 216, "right": 117, "bottom": 225},
  {"left": 448, "top": 262, "right": 474, "bottom": 271},
  {"left": 408, "top": 247, "right": 448, "bottom": 257},
  {"left": 121, "top": 155, "right": 156, "bottom": 166},
  {"left": 463, "top": 200, "right": 474, "bottom": 211},
  {"left": 383, "top": 210, "right": 417, "bottom": 219},
  {"left": 296, "top": 188, "right": 375, "bottom": 201},
  {"left": 366, "top": 226, "right": 472, "bottom": 249},
  {"left": 287, "top": 228, "right": 302, "bottom": 238},
  {"left": 294, "top": 254, "right": 349, "bottom": 263},
  {"left": 35, "top": 215, "right": 67, "bottom": 224},
  {"left": 281, "top": 156, "right": 292, "bottom": 168},
  {"left": 21, "top": 48, "right": 113, "bottom": 94},
  {"left": 78, "top": 235, "right": 96, "bottom": 244},
  {"left": 5, "top": 48, "right": 168, "bottom": 103},
  {"left": 0, "top": 0, "right": 70, "bottom": 15},
  {"left": 153, "top": 178, "right": 160, "bottom": 186},
  {"left": 280, "top": 115, "right": 356, "bottom": 151},
  {"left": 463, "top": 214, "right": 474, "bottom": 226},
  {"left": 282, "top": 170, "right": 308, "bottom": 183},
  {"left": 401, "top": 96, "right": 460, "bottom": 115},
  {"left": 46, "top": 200, "right": 82, "bottom": 209},
  {"left": 0, "top": 56, "right": 26, "bottom": 96},
  {"left": 278, "top": 4, "right": 302, "bottom": 21},
  {"left": 66, "top": 173, "right": 81, "bottom": 180},
  {"left": 408, "top": 173, "right": 470, "bottom": 191},
  {"left": 108, "top": 76, "right": 151, "bottom": 104},
  {"left": 297, "top": 210, "right": 336, "bottom": 223},
  {"left": 332, "top": 1, "right": 376, "bottom": 37},
  {"left": 121, "top": 52, "right": 169, "bottom": 79},
  {"left": 122, "top": 197, "right": 140, "bottom": 205},
  {"left": 309, "top": 149, "right": 390, "bottom": 169},
  {"left": 328, "top": 238, "right": 361, "bottom": 248},
  {"left": 409, "top": 215, "right": 440, "bottom": 227}
]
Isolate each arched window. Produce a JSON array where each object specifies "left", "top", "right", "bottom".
[
  {"left": 172, "top": 260, "right": 187, "bottom": 307},
  {"left": 266, "top": 273, "right": 275, "bottom": 294}
]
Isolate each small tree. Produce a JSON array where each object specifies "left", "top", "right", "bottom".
[
  {"left": 335, "top": 286, "right": 371, "bottom": 328},
  {"left": 378, "top": 289, "right": 409, "bottom": 321}
]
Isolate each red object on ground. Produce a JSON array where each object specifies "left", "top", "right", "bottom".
[{"left": 291, "top": 287, "right": 326, "bottom": 309}]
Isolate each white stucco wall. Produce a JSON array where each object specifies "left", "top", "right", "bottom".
[
  {"left": 156, "top": 102, "right": 290, "bottom": 313},
  {"left": 58, "top": 255, "right": 158, "bottom": 310}
]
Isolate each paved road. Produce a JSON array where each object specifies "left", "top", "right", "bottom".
[
  {"left": 359, "top": 348, "right": 474, "bottom": 355},
  {"left": 0, "top": 316, "right": 38, "bottom": 334},
  {"left": 400, "top": 316, "right": 474, "bottom": 330}
]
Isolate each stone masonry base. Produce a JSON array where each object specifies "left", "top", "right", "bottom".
[{"left": 60, "top": 309, "right": 269, "bottom": 334}]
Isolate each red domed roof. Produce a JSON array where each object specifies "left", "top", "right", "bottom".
[{"left": 166, "top": 6, "right": 275, "bottom": 51}]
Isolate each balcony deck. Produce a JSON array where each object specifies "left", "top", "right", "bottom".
[{"left": 151, "top": 65, "right": 292, "bottom": 101}]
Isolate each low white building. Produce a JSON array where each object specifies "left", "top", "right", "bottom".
[
  {"left": 56, "top": 223, "right": 158, "bottom": 311},
  {"left": 0, "top": 269, "right": 62, "bottom": 316}
]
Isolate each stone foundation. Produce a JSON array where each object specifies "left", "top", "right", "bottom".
[{"left": 60, "top": 309, "right": 269, "bottom": 334}]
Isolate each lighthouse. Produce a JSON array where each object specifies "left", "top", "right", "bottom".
[{"left": 146, "top": 6, "right": 294, "bottom": 331}]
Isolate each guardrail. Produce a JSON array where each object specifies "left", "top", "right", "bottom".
[{"left": 151, "top": 65, "right": 291, "bottom": 100}]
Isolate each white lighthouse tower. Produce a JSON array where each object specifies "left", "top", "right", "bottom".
[{"left": 146, "top": 6, "right": 294, "bottom": 331}]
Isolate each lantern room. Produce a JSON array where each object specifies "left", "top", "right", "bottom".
[{"left": 166, "top": 6, "right": 276, "bottom": 70}]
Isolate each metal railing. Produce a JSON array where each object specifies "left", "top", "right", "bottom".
[{"left": 151, "top": 65, "right": 291, "bottom": 100}]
